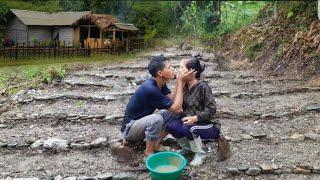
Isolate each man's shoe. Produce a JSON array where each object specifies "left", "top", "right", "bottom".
[{"left": 217, "top": 134, "right": 231, "bottom": 161}]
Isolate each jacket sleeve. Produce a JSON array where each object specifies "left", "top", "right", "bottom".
[{"left": 196, "top": 83, "right": 217, "bottom": 123}]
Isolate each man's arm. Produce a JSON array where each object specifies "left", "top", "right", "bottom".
[
  {"left": 166, "top": 81, "right": 178, "bottom": 101},
  {"left": 167, "top": 80, "right": 184, "bottom": 113},
  {"left": 168, "top": 70, "right": 195, "bottom": 113}
]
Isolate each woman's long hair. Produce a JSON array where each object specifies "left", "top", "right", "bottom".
[{"left": 185, "top": 57, "right": 205, "bottom": 79}]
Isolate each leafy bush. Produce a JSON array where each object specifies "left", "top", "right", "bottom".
[{"left": 42, "top": 67, "right": 66, "bottom": 84}]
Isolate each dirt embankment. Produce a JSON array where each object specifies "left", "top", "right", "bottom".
[{"left": 220, "top": 2, "right": 320, "bottom": 86}]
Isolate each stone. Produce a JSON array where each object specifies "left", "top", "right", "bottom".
[
  {"left": 0, "top": 141, "right": 7, "bottom": 147},
  {"left": 304, "top": 104, "right": 320, "bottom": 112},
  {"left": 297, "top": 165, "right": 314, "bottom": 170},
  {"left": 224, "top": 136, "right": 232, "bottom": 141},
  {"left": 305, "top": 132, "right": 320, "bottom": 141},
  {"left": 290, "top": 134, "right": 305, "bottom": 142},
  {"left": 312, "top": 165, "right": 320, "bottom": 174},
  {"left": 226, "top": 167, "right": 240, "bottom": 175},
  {"left": 260, "top": 164, "right": 278, "bottom": 173},
  {"left": 231, "top": 93, "right": 249, "bottom": 99},
  {"left": 7, "top": 143, "right": 18, "bottom": 147},
  {"left": 63, "top": 177, "right": 77, "bottom": 180},
  {"left": 292, "top": 167, "right": 311, "bottom": 174},
  {"left": 30, "top": 140, "right": 43, "bottom": 148},
  {"left": 260, "top": 113, "right": 276, "bottom": 119},
  {"left": 212, "top": 91, "right": 231, "bottom": 97},
  {"left": 230, "top": 136, "right": 241, "bottom": 142},
  {"left": 12, "top": 178, "right": 40, "bottom": 180},
  {"left": 0, "top": 124, "right": 7, "bottom": 128},
  {"left": 252, "top": 112, "right": 263, "bottom": 116},
  {"left": 239, "top": 134, "right": 253, "bottom": 140},
  {"left": 312, "top": 165, "right": 320, "bottom": 171},
  {"left": 245, "top": 167, "right": 261, "bottom": 176},
  {"left": 54, "top": 175, "right": 62, "bottom": 180},
  {"left": 104, "top": 115, "right": 123, "bottom": 125},
  {"left": 274, "top": 168, "right": 291, "bottom": 175},
  {"left": 238, "top": 165, "right": 249, "bottom": 171},
  {"left": 77, "top": 176, "right": 97, "bottom": 180},
  {"left": 43, "top": 138, "right": 68, "bottom": 150},
  {"left": 96, "top": 172, "right": 113, "bottom": 180},
  {"left": 70, "top": 143, "right": 90, "bottom": 149},
  {"left": 90, "top": 137, "right": 108, "bottom": 148},
  {"left": 112, "top": 172, "right": 136, "bottom": 180},
  {"left": 250, "top": 132, "right": 267, "bottom": 139}
]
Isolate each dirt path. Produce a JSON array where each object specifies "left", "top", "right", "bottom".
[{"left": 0, "top": 46, "right": 319, "bottom": 179}]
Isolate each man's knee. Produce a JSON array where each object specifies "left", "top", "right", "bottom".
[{"left": 149, "top": 114, "right": 163, "bottom": 129}]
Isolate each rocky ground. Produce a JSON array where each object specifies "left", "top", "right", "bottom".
[{"left": 0, "top": 46, "right": 319, "bottom": 180}]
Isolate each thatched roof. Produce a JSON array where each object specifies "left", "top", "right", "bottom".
[
  {"left": 74, "top": 13, "right": 120, "bottom": 30},
  {"left": 9, "top": 9, "right": 91, "bottom": 26},
  {"left": 113, "top": 23, "right": 139, "bottom": 31}
]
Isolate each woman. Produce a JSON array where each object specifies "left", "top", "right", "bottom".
[{"left": 166, "top": 57, "right": 221, "bottom": 166}]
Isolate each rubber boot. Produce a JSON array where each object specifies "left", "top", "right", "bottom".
[
  {"left": 176, "top": 137, "right": 191, "bottom": 156},
  {"left": 189, "top": 136, "right": 206, "bottom": 166}
]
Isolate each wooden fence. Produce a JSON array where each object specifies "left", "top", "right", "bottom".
[{"left": 0, "top": 38, "right": 146, "bottom": 60}]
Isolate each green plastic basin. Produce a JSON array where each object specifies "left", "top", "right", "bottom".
[{"left": 146, "top": 151, "right": 187, "bottom": 180}]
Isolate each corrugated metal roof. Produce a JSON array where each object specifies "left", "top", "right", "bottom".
[
  {"left": 10, "top": 9, "right": 91, "bottom": 26},
  {"left": 113, "top": 23, "right": 139, "bottom": 31}
]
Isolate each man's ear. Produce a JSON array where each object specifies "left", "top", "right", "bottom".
[{"left": 157, "top": 70, "right": 163, "bottom": 77}]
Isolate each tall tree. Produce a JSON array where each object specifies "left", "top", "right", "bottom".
[
  {"left": 318, "top": 0, "right": 320, "bottom": 19},
  {"left": 0, "top": 2, "right": 9, "bottom": 39}
]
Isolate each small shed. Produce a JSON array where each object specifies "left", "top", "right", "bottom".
[
  {"left": 73, "top": 13, "right": 139, "bottom": 49},
  {"left": 6, "top": 9, "right": 91, "bottom": 46}
]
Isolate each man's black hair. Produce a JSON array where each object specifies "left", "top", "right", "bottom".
[{"left": 148, "top": 54, "right": 168, "bottom": 77}]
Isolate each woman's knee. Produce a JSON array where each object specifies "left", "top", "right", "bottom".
[
  {"left": 181, "top": 125, "right": 193, "bottom": 140},
  {"left": 166, "top": 121, "right": 187, "bottom": 138}
]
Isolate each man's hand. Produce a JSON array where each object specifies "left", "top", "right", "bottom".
[
  {"left": 176, "top": 69, "right": 196, "bottom": 83},
  {"left": 182, "top": 116, "right": 198, "bottom": 125}
]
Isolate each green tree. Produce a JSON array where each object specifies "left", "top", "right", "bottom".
[{"left": 0, "top": 2, "right": 9, "bottom": 40}]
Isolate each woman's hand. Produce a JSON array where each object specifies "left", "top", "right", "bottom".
[{"left": 182, "top": 116, "right": 198, "bottom": 125}]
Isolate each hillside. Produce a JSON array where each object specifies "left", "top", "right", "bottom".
[{"left": 220, "top": 2, "right": 319, "bottom": 84}]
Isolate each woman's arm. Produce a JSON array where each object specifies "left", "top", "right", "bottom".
[
  {"left": 195, "top": 83, "right": 216, "bottom": 123},
  {"left": 182, "top": 82, "right": 216, "bottom": 125}
]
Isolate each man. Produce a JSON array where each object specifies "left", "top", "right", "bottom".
[{"left": 121, "top": 55, "right": 195, "bottom": 158}]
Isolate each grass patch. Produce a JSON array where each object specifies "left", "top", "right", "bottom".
[
  {"left": 1, "top": 0, "right": 60, "bottom": 12},
  {"left": 244, "top": 42, "right": 263, "bottom": 61},
  {"left": 0, "top": 51, "right": 147, "bottom": 96}
]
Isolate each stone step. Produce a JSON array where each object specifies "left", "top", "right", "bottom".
[
  {"left": 217, "top": 92, "right": 320, "bottom": 119},
  {"left": 0, "top": 149, "right": 146, "bottom": 179},
  {"left": 1, "top": 114, "right": 319, "bottom": 151},
  {"left": 3, "top": 100, "right": 319, "bottom": 127},
  {"left": 13, "top": 90, "right": 133, "bottom": 104},
  {"left": 1, "top": 140, "right": 319, "bottom": 179},
  {"left": 220, "top": 140, "right": 320, "bottom": 177},
  {"left": 219, "top": 113, "right": 320, "bottom": 143},
  {"left": 12, "top": 83, "right": 319, "bottom": 106},
  {"left": 0, "top": 122, "right": 122, "bottom": 149},
  {"left": 209, "top": 80, "right": 316, "bottom": 96}
]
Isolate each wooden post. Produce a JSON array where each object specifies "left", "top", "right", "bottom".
[
  {"left": 318, "top": 0, "right": 320, "bottom": 19},
  {"left": 113, "top": 29, "right": 116, "bottom": 40},
  {"left": 100, "top": 29, "right": 103, "bottom": 48},
  {"left": 88, "top": 25, "right": 91, "bottom": 38}
]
